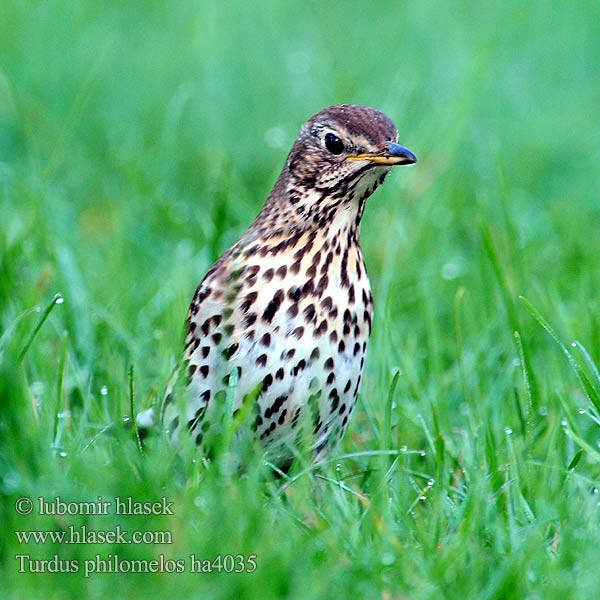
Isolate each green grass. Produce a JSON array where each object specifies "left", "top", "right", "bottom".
[{"left": 2, "top": 1, "right": 600, "bottom": 598}]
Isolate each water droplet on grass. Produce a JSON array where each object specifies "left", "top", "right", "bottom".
[
  {"left": 30, "top": 381, "right": 45, "bottom": 396},
  {"left": 55, "top": 295, "right": 64, "bottom": 305},
  {"left": 100, "top": 385, "right": 108, "bottom": 396},
  {"left": 578, "top": 408, "right": 586, "bottom": 414},
  {"left": 1, "top": 471, "right": 20, "bottom": 494},
  {"left": 381, "top": 552, "right": 395, "bottom": 566},
  {"left": 441, "top": 262, "right": 460, "bottom": 280},
  {"left": 427, "top": 478, "right": 435, "bottom": 487},
  {"left": 265, "top": 127, "right": 285, "bottom": 149},
  {"left": 505, "top": 427, "right": 513, "bottom": 435}
]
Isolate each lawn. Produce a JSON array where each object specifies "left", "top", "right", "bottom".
[{"left": 1, "top": 1, "right": 600, "bottom": 598}]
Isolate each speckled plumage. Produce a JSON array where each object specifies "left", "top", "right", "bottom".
[{"left": 162, "top": 104, "right": 416, "bottom": 467}]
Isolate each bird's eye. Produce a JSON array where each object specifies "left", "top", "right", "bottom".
[{"left": 324, "top": 132, "right": 345, "bottom": 155}]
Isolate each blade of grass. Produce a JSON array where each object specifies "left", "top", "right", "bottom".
[
  {"left": 520, "top": 296, "right": 600, "bottom": 413},
  {"left": 382, "top": 370, "right": 400, "bottom": 453},
  {"left": 18, "top": 293, "right": 64, "bottom": 362},
  {"left": 129, "top": 364, "right": 144, "bottom": 456},
  {"left": 480, "top": 222, "right": 518, "bottom": 333},
  {"left": 53, "top": 331, "right": 69, "bottom": 447}
]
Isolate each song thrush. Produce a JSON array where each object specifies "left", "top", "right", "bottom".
[{"left": 162, "top": 104, "right": 417, "bottom": 467}]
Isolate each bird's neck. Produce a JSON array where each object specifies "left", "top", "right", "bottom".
[{"left": 246, "top": 175, "right": 367, "bottom": 247}]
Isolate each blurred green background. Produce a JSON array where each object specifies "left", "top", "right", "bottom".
[{"left": 1, "top": 1, "right": 600, "bottom": 598}]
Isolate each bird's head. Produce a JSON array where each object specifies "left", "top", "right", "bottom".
[{"left": 284, "top": 105, "right": 416, "bottom": 213}]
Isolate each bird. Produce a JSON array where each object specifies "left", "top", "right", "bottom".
[{"left": 161, "top": 104, "right": 417, "bottom": 469}]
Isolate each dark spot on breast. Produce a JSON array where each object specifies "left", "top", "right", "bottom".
[
  {"left": 262, "top": 268, "right": 274, "bottom": 282},
  {"left": 276, "top": 265, "right": 287, "bottom": 278},
  {"left": 212, "top": 333, "right": 222, "bottom": 344},
  {"left": 201, "top": 346, "right": 210, "bottom": 359},
  {"left": 324, "top": 357, "right": 334, "bottom": 371},
  {"left": 313, "top": 319, "right": 327, "bottom": 338},
  {"left": 222, "top": 343, "right": 239, "bottom": 360},
  {"left": 326, "top": 372, "right": 335, "bottom": 385},
  {"left": 302, "top": 279, "right": 315, "bottom": 296},
  {"left": 282, "top": 348, "right": 296, "bottom": 360},
  {"left": 329, "top": 331, "right": 338, "bottom": 343},
  {"left": 241, "top": 291, "right": 258, "bottom": 313},
  {"left": 292, "top": 326, "right": 304, "bottom": 339},
  {"left": 253, "top": 414, "right": 263, "bottom": 431},
  {"left": 245, "top": 312, "right": 257, "bottom": 327},
  {"left": 321, "top": 251, "right": 334, "bottom": 274},
  {"left": 292, "top": 359, "right": 306, "bottom": 376},
  {"left": 341, "top": 249, "right": 349, "bottom": 287},
  {"left": 262, "top": 289, "right": 284, "bottom": 323},
  {"left": 291, "top": 407, "right": 302, "bottom": 428},
  {"left": 315, "top": 275, "right": 328, "bottom": 296},
  {"left": 338, "top": 340, "right": 346, "bottom": 353},
  {"left": 348, "top": 285, "right": 355, "bottom": 304},
  {"left": 303, "top": 303, "right": 316, "bottom": 322},
  {"left": 256, "top": 354, "right": 267, "bottom": 367},
  {"left": 288, "top": 286, "right": 301, "bottom": 302},
  {"left": 329, "top": 388, "right": 339, "bottom": 412},
  {"left": 310, "top": 347, "right": 320, "bottom": 362},
  {"left": 260, "top": 333, "right": 271, "bottom": 347},
  {"left": 262, "top": 373, "right": 273, "bottom": 393},
  {"left": 275, "top": 367, "right": 285, "bottom": 380},
  {"left": 320, "top": 296, "right": 333, "bottom": 311},
  {"left": 199, "top": 365, "right": 209, "bottom": 378},
  {"left": 188, "top": 364, "right": 197, "bottom": 378},
  {"left": 278, "top": 408, "right": 288, "bottom": 425},
  {"left": 266, "top": 394, "right": 287, "bottom": 419},
  {"left": 201, "top": 319, "right": 212, "bottom": 336},
  {"left": 287, "top": 303, "right": 299, "bottom": 318},
  {"left": 291, "top": 260, "right": 301, "bottom": 275}
]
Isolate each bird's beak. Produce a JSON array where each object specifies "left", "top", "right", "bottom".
[{"left": 347, "top": 142, "right": 417, "bottom": 166}]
